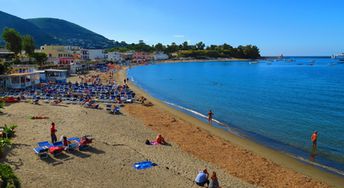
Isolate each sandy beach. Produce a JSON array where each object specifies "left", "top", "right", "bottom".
[
  {"left": 0, "top": 100, "right": 252, "bottom": 187},
  {"left": 0, "top": 69, "right": 343, "bottom": 188}
]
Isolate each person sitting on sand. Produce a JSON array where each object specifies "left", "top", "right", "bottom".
[
  {"left": 209, "top": 171, "right": 221, "bottom": 188},
  {"left": 156, "top": 134, "right": 167, "bottom": 145},
  {"left": 195, "top": 169, "right": 210, "bottom": 187}
]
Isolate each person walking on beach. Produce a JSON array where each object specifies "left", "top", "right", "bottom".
[
  {"left": 208, "top": 110, "right": 214, "bottom": 125},
  {"left": 50, "top": 122, "right": 57, "bottom": 143},
  {"left": 311, "top": 131, "right": 318, "bottom": 148}
]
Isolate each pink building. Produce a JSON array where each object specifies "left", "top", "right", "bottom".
[{"left": 132, "top": 52, "right": 152, "bottom": 64}]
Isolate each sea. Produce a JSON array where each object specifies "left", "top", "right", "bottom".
[{"left": 127, "top": 57, "right": 344, "bottom": 176}]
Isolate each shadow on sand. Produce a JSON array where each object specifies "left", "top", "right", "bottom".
[
  {"left": 83, "top": 146, "right": 105, "bottom": 154},
  {"left": 69, "top": 150, "right": 91, "bottom": 158},
  {"left": 42, "top": 156, "right": 63, "bottom": 166}
]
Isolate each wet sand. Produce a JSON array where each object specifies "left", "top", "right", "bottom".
[{"left": 119, "top": 67, "right": 344, "bottom": 188}]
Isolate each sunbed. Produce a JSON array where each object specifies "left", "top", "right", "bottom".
[{"left": 33, "top": 147, "right": 49, "bottom": 159}]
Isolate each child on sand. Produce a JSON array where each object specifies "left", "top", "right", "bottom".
[{"left": 209, "top": 171, "right": 221, "bottom": 188}]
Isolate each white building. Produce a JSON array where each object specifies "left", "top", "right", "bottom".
[
  {"left": 44, "top": 69, "right": 68, "bottom": 83},
  {"left": 0, "top": 65, "right": 40, "bottom": 89},
  {"left": 80, "top": 49, "right": 89, "bottom": 61},
  {"left": 107, "top": 51, "right": 122, "bottom": 62},
  {"left": 153, "top": 52, "right": 169, "bottom": 61},
  {"left": 70, "top": 63, "right": 89, "bottom": 74},
  {"left": 87, "top": 49, "right": 106, "bottom": 61},
  {"left": 0, "top": 72, "right": 40, "bottom": 89}
]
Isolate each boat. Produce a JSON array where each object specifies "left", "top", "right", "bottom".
[
  {"left": 332, "top": 53, "right": 344, "bottom": 61},
  {"left": 249, "top": 61, "right": 259, "bottom": 64}
]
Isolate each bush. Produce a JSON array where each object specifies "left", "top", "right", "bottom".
[
  {"left": 0, "top": 137, "right": 11, "bottom": 156},
  {"left": 0, "top": 164, "right": 20, "bottom": 188},
  {"left": 3, "top": 125, "right": 17, "bottom": 138},
  {"left": 0, "top": 101, "right": 4, "bottom": 112}
]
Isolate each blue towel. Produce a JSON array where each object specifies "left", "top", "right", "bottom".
[
  {"left": 68, "top": 137, "right": 81, "bottom": 143},
  {"left": 53, "top": 141, "right": 63, "bottom": 147},
  {"left": 133, "top": 161, "right": 157, "bottom": 170}
]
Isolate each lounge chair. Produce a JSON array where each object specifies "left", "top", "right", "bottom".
[
  {"left": 65, "top": 141, "right": 79, "bottom": 151},
  {"left": 33, "top": 147, "right": 49, "bottom": 159},
  {"left": 105, "top": 104, "right": 112, "bottom": 111},
  {"left": 37, "top": 141, "right": 63, "bottom": 156},
  {"left": 38, "top": 141, "right": 53, "bottom": 148}
]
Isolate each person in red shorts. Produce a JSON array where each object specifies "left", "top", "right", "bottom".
[
  {"left": 311, "top": 131, "right": 318, "bottom": 148},
  {"left": 50, "top": 122, "right": 57, "bottom": 143}
]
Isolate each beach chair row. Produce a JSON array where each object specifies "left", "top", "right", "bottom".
[{"left": 33, "top": 136, "right": 93, "bottom": 159}]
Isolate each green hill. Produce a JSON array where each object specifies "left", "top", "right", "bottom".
[
  {"left": 0, "top": 10, "right": 58, "bottom": 47},
  {"left": 0, "top": 11, "right": 115, "bottom": 49},
  {"left": 27, "top": 18, "right": 115, "bottom": 48}
]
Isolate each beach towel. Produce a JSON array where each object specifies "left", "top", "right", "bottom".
[
  {"left": 133, "top": 161, "right": 157, "bottom": 170},
  {"left": 150, "top": 141, "right": 160, "bottom": 145},
  {"left": 49, "top": 146, "right": 64, "bottom": 155}
]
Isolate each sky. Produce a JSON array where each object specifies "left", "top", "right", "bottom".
[{"left": 1, "top": 0, "right": 344, "bottom": 56}]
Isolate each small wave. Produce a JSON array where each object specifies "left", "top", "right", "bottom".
[
  {"left": 293, "top": 155, "right": 344, "bottom": 176},
  {"left": 163, "top": 101, "right": 225, "bottom": 126}
]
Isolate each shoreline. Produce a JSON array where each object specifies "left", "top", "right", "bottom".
[
  {"left": 120, "top": 67, "right": 344, "bottom": 187},
  {"left": 156, "top": 58, "right": 250, "bottom": 64}
]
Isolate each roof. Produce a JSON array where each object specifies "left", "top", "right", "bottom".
[
  {"left": 0, "top": 72, "right": 40, "bottom": 77},
  {"left": 44, "top": 69, "right": 68, "bottom": 72}
]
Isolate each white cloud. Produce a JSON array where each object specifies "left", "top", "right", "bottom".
[{"left": 173, "top": 34, "right": 185, "bottom": 38}]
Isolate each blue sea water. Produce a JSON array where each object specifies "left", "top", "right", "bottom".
[{"left": 128, "top": 58, "right": 344, "bottom": 175}]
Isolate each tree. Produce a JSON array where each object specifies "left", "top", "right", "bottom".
[
  {"left": 165, "top": 42, "right": 179, "bottom": 54},
  {"left": 32, "top": 52, "right": 47, "bottom": 67},
  {"left": 182, "top": 41, "right": 189, "bottom": 50},
  {"left": 195, "top": 41, "right": 205, "bottom": 50},
  {"left": 243, "top": 45, "right": 260, "bottom": 59},
  {"left": 154, "top": 43, "right": 165, "bottom": 52},
  {"left": 2, "top": 28, "right": 22, "bottom": 56},
  {"left": 22, "top": 35, "right": 35, "bottom": 57},
  {"left": 222, "top": 43, "right": 233, "bottom": 50},
  {"left": 0, "top": 61, "right": 12, "bottom": 75}
]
